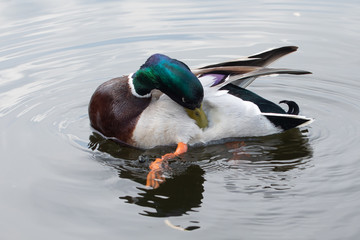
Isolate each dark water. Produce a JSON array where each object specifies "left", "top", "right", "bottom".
[{"left": 1, "top": 0, "right": 360, "bottom": 239}]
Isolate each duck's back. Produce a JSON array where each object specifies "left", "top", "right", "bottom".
[{"left": 88, "top": 76, "right": 151, "bottom": 145}]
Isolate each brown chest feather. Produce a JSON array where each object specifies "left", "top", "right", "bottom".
[{"left": 88, "top": 76, "right": 151, "bottom": 145}]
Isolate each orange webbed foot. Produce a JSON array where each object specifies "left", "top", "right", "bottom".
[
  {"left": 146, "top": 142, "right": 188, "bottom": 188},
  {"left": 146, "top": 158, "right": 166, "bottom": 189}
]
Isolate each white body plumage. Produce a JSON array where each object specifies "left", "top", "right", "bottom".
[{"left": 131, "top": 74, "right": 280, "bottom": 149}]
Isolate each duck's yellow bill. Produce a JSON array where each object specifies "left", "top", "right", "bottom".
[{"left": 185, "top": 105, "right": 208, "bottom": 129}]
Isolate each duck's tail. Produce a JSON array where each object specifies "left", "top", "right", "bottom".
[
  {"left": 279, "top": 100, "right": 300, "bottom": 115},
  {"left": 220, "top": 84, "right": 313, "bottom": 130},
  {"left": 262, "top": 113, "right": 313, "bottom": 131},
  {"left": 263, "top": 100, "right": 313, "bottom": 130}
]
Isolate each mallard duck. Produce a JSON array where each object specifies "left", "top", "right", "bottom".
[{"left": 89, "top": 46, "right": 313, "bottom": 188}]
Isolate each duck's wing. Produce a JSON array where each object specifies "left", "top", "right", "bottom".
[
  {"left": 192, "top": 46, "right": 311, "bottom": 89},
  {"left": 194, "top": 67, "right": 311, "bottom": 89},
  {"left": 194, "top": 46, "right": 314, "bottom": 130},
  {"left": 198, "top": 46, "right": 299, "bottom": 68}
]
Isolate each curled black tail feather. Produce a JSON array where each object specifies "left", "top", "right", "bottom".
[{"left": 279, "top": 100, "right": 300, "bottom": 115}]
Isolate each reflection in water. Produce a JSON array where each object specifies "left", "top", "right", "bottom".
[
  {"left": 89, "top": 132, "right": 205, "bottom": 218},
  {"left": 89, "top": 128, "right": 312, "bottom": 218},
  {"left": 121, "top": 165, "right": 204, "bottom": 218},
  {"left": 224, "top": 129, "right": 313, "bottom": 169}
]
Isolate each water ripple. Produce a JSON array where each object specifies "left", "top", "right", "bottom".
[{"left": 1, "top": 0, "right": 360, "bottom": 238}]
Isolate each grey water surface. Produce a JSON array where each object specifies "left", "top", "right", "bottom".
[{"left": 1, "top": 0, "right": 360, "bottom": 239}]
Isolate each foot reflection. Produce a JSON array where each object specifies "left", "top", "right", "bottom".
[{"left": 121, "top": 164, "right": 204, "bottom": 217}]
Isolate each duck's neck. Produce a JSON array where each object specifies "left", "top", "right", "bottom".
[{"left": 129, "top": 69, "right": 158, "bottom": 98}]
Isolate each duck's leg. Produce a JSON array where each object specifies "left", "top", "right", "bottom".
[{"left": 146, "top": 142, "right": 188, "bottom": 188}]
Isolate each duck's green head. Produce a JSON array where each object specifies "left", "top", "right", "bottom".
[{"left": 132, "top": 54, "right": 203, "bottom": 110}]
